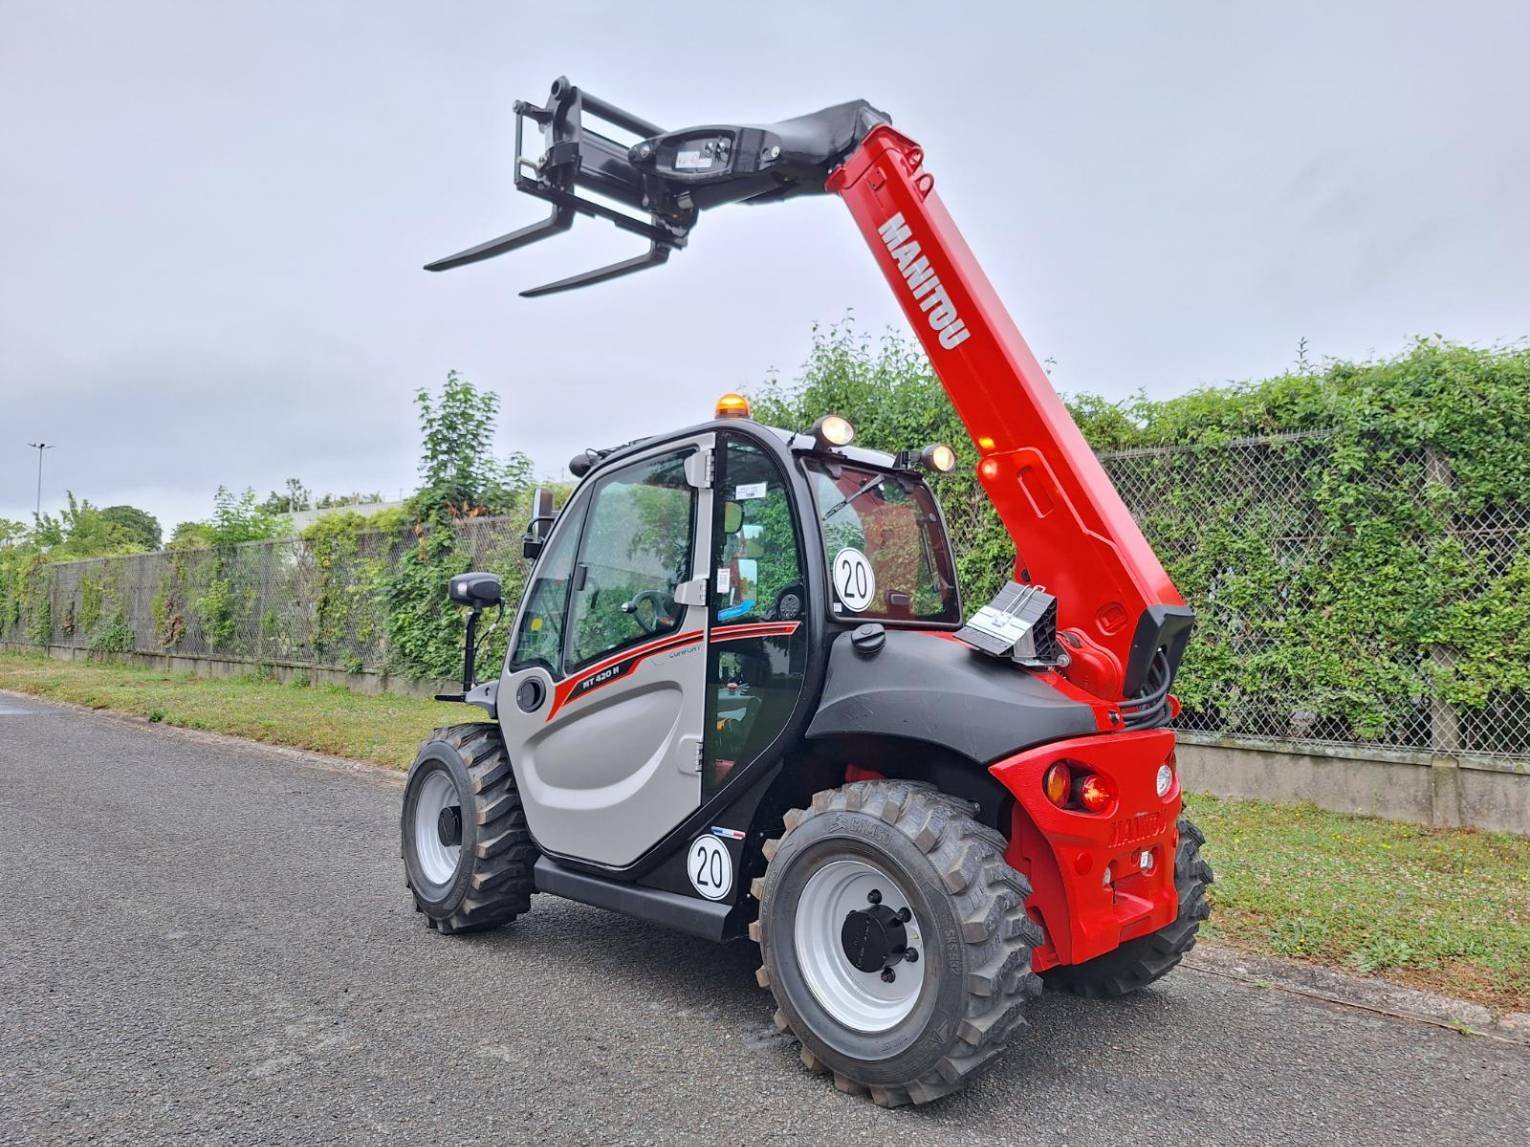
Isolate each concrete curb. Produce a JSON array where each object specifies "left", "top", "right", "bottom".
[{"left": 1186, "top": 942, "right": 1530, "bottom": 1046}]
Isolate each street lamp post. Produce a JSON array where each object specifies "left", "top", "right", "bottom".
[{"left": 26, "top": 442, "right": 53, "bottom": 520}]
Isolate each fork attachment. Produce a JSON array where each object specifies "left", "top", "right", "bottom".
[
  {"left": 426, "top": 75, "right": 887, "bottom": 296},
  {"left": 424, "top": 77, "right": 684, "bottom": 295}
]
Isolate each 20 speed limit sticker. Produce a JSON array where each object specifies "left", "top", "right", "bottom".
[
  {"left": 687, "top": 835, "right": 733, "bottom": 900},
  {"left": 832, "top": 547, "right": 876, "bottom": 612}
]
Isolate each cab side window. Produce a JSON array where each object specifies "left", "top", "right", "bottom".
[
  {"left": 567, "top": 451, "right": 696, "bottom": 669},
  {"left": 714, "top": 440, "right": 803, "bottom": 626},
  {"left": 706, "top": 435, "right": 808, "bottom": 794},
  {"left": 508, "top": 500, "right": 582, "bottom": 675}
]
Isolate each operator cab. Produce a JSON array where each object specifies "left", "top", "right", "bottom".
[
  {"left": 531, "top": 399, "right": 962, "bottom": 641},
  {"left": 492, "top": 397, "right": 963, "bottom": 870}
]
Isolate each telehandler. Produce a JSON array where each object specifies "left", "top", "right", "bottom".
[{"left": 404, "top": 77, "right": 1211, "bottom": 1105}]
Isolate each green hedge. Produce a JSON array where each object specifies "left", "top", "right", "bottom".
[
  {"left": 5, "top": 329, "right": 1526, "bottom": 757},
  {"left": 758, "top": 325, "right": 1530, "bottom": 755},
  {"left": 0, "top": 502, "right": 543, "bottom": 682}
]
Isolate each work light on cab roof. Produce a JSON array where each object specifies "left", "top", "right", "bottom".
[
  {"left": 810, "top": 414, "right": 855, "bottom": 448},
  {"left": 921, "top": 443, "right": 956, "bottom": 472}
]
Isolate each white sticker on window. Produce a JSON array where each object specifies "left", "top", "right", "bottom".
[
  {"left": 832, "top": 548, "right": 876, "bottom": 613},
  {"left": 716, "top": 568, "right": 731, "bottom": 593},
  {"left": 734, "top": 481, "right": 767, "bottom": 501},
  {"left": 688, "top": 835, "right": 732, "bottom": 900}
]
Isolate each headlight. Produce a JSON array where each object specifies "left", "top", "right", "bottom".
[{"left": 811, "top": 414, "right": 854, "bottom": 448}]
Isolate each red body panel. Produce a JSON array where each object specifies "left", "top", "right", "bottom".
[
  {"left": 829, "top": 126, "right": 1184, "bottom": 702},
  {"left": 988, "top": 729, "right": 1181, "bottom": 969}
]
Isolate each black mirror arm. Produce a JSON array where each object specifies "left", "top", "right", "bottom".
[{"left": 462, "top": 606, "right": 481, "bottom": 693}]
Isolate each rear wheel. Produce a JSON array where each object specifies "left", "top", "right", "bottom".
[
  {"left": 1042, "top": 816, "right": 1212, "bottom": 997},
  {"left": 751, "top": 780, "right": 1042, "bottom": 1106},
  {"left": 401, "top": 723, "right": 536, "bottom": 934}
]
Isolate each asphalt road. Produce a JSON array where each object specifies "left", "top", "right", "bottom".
[{"left": 1, "top": 695, "right": 1525, "bottom": 1145}]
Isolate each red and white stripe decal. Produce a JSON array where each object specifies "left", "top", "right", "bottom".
[
  {"left": 547, "top": 629, "right": 703, "bottom": 719},
  {"left": 546, "top": 620, "right": 802, "bottom": 720},
  {"left": 710, "top": 620, "right": 802, "bottom": 644}
]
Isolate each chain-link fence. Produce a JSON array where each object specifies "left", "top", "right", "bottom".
[
  {"left": 1100, "top": 432, "right": 1529, "bottom": 762},
  {"left": 0, "top": 515, "right": 536, "bottom": 677},
  {"left": 4, "top": 435, "right": 1527, "bottom": 762}
]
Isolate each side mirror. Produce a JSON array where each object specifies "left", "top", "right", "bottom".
[
  {"left": 521, "top": 513, "right": 556, "bottom": 560},
  {"left": 722, "top": 501, "right": 744, "bottom": 535},
  {"left": 523, "top": 485, "right": 558, "bottom": 561},
  {"left": 448, "top": 571, "right": 502, "bottom": 610}
]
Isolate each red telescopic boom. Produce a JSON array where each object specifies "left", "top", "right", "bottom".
[
  {"left": 426, "top": 78, "right": 1193, "bottom": 704},
  {"left": 828, "top": 126, "right": 1189, "bottom": 701}
]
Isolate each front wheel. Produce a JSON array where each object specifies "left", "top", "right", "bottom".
[
  {"left": 751, "top": 781, "right": 1042, "bottom": 1107},
  {"left": 401, "top": 723, "right": 536, "bottom": 934}
]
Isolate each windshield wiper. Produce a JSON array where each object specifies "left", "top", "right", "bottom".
[{"left": 822, "top": 474, "right": 885, "bottom": 521}]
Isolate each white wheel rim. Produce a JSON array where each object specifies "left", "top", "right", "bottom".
[
  {"left": 414, "top": 770, "right": 462, "bottom": 886},
  {"left": 794, "top": 858, "right": 925, "bottom": 1033}
]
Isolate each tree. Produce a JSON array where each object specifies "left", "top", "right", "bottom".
[
  {"left": 260, "top": 478, "right": 312, "bottom": 516},
  {"left": 315, "top": 490, "right": 384, "bottom": 509},
  {"left": 0, "top": 518, "right": 30, "bottom": 548},
  {"left": 168, "top": 521, "right": 215, "bottom": 550},
  {"left": 206, "top": 487, "right": 281, "bottom": 545},
  {"left": 261, "top": 480, "right": 388, "bottom": 514},
  {"left": 381, "top": 372, "right": 533, "bottom": 677},
  {"left": 99, "top": 505, "right": 162, "bottom": 551},
  {"left": 31, "top": 493, "right": 154, "bottom": 558},
  {"left": 411, "top": 370, "right": 531, "bottom": 522}
]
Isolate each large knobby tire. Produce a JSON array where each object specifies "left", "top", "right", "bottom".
[
  {"left": 750, "top": 780, "right": 1042, "bottom": 1107},
  {"left": 1042, "top": 817, "right": 1213, "bottom": 998},
  {"left": 401, "top": 723, "right": 536, "bottom": 934}
]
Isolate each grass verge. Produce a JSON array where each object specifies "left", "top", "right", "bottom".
[
  {"left": 1185, "top": 793, "right": 1529, "bottom": 1012},
  {"left": 3, "top": 651, "right": 1526, "bottom": 1010},
  {"left": 0, "top": 652, "right": 464, "bottom": 768}
]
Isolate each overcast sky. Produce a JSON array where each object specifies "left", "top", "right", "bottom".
[{"left": 3, "top": 0, "right": 1527, "bottom": 531}]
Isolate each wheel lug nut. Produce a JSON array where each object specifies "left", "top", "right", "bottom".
[
  {"left": 904, "top": 948, "right": 919, "bottom": 963},
  {"left": 880, "top": 967, "right": 896, "bottom": 983},
  {"left": 896, "top": 907, "right": 911, "bottom": 923},
  {"left": 867, "top": 889, "right": 882, "bottom": 905}
]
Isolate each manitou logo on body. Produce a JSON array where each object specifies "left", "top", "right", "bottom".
[{"left": 877, "top": 213, "right": 971, "bottom": 350}]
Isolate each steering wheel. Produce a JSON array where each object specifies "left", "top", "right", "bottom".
[{"left": 622, "top": 589, "right": 673, "bottom": 633}]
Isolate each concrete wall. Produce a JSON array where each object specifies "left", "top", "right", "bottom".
[
  {"left": 1177, "top": 734, "right": 1528, "bottom": 836},
  {"left": 6, "top": 641, "right": 1527, "bottom": 836}
]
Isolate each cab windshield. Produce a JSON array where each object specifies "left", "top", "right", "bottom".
[{"left": 802, "top": 457, "right": 960, "bottom": 624}]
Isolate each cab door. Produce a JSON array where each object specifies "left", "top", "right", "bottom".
[
  {"left": 703, "top": 431, "right": 810, "bottom": 794},
  {"left": 498, "top": 435, "right": 713, "bottom": 867}
]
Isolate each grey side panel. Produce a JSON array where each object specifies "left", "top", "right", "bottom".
[
  {"left": 806, "top": 629, "right": 1097, "bottom": 763},
  {"left": 465, "top": 680, "right": 498, "bottom": 718},
  {"left": 499, "top": 432, "right": 714, "bottom": 870}
]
